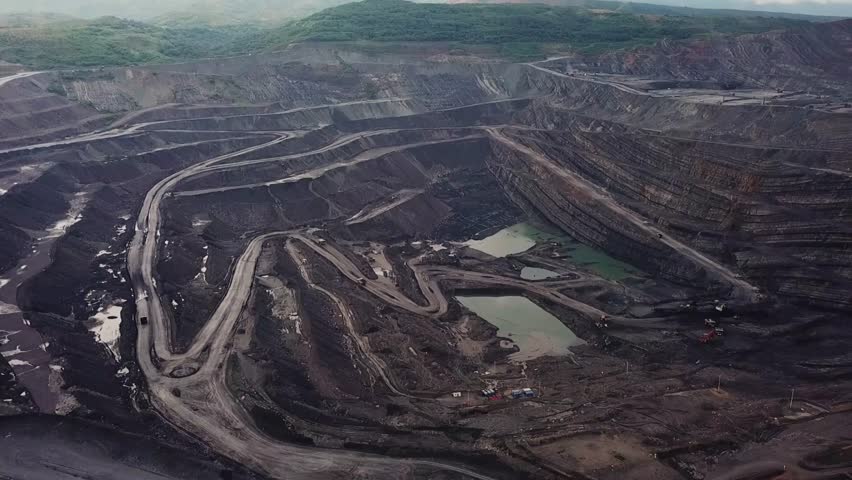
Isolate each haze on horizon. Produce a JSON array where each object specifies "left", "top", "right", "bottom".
[{"left": 0, "top": 0, "right": 849, "bottom": 20}]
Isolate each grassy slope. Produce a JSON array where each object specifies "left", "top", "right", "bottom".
[
  {"left": 0, "top": 16, "right": 255, "bottom": 68},
  {"left": 251, "top": 0, "right": 807, "bottom": 55},
  {"left": 0, "top": 0, "right": 811, "bottom": 68},
  {"left": 148, "top": 0, "right": 353, "bottom": 27},
  {"left": 443, "top": 0, "right": 840, "bottom": 21}
]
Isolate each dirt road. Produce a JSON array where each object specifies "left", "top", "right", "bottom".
[
  {"left": 525, "top": 61, "right": 656, "bottom": 97},
  {"left": 174, "top": 135, "right": 484, "bottom": 198},
  {"left": 0, "top": 71, "right": 41, "bottom": 88},
  {"left": 126, "top": 116, "right": 744, "bottom": 479},
  {"left": 346, "top": 189, "right": 426, "bottom": 225},
  {"left": 292, "top": 233, "right": 612, "bottom": 323},
  {"left": 126, "top": 129, "right": 501, "bottom": 479}
]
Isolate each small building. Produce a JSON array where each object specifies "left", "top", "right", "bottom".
[{"left": 452, "top": 392, "right": 462, "bottom": 398}]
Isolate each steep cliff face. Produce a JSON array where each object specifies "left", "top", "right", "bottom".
[
  {"left": 0, "top": 77, "right": 111, "bottom": 148},
  {"left": 487, "top": 132, "right": 712, "bottom": 287},
  {"left": 53, "top": 51, "right": 524, "bottom": 113},
  {"left": 543, "top": 19, "right": 852, "bottom": 96},
  {"left": 521, "top": 75, "right": 852, "bottom": 149},
  {"left": 487, "top": 125, "right": 852, "bottom": 310}
]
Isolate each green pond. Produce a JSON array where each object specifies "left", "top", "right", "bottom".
[
  {"left": 465, "top": 222, "right": 640, "bottom": 281},
  {"left": 457, "top": 295, "right": 584, "bottom": 362}
]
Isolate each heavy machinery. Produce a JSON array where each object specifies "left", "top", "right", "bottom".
[
  {"left": 700, "top": 327, "right": 725, "bottom": 344},
  {"left": 699, "top": 330, "right": 717, "bottom": 343}
]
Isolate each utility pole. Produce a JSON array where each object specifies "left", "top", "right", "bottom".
[
  {"left": 789, "top": 388, "right": 795, "bottom": 409},
  {"left": 625, "top": 361, "right": 629, "bottom": 375},
  {"left": 717, "top": 374, "right": 721, "bottom": 391}
]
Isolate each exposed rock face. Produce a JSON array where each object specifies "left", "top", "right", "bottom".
[
  {"left": 0, "top": 33, "right": 850, "bottom": 480},
  {"left": 520, "top": 75, "right": 852, "bottom": 149},
  {"left": 543, "top": 19, "right": 852, "bottom": 96},
  {"left": 55, "top": 47, "right": 524, "bottom": 113},
  {"left": 487, "top": 126, "right": 852, "bottom": 309},
  {"left": 0, "top": 77, "right": 111, "bottom": 148}
]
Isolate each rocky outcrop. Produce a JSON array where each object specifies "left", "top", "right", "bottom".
[
  {"left": 487, "top": 133, "right": 711, "bottom": 287},
  {"left": 0, "top": 77, "right": 112, "bottom": 148},
  {"left": 544, "top": 19, "right": 852, "bottom": 96},
  {"left": 521, "top": 75, "right": 852, "bottom": 149},
  {"left": 488, "top": 126, "right": 852, "bottom": 310},
  {"left": 55, "top": 52, "right": 524, "bottom": 113}
]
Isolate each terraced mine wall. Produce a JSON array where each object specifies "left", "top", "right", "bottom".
[
  {"left": 136, "top": 99, "right": 426, "bottom": 133},
  {"left": 0, "top": 129, "right": 275, "bottom": 420},
  {"left": 57, "top": 55, "right": 526, "bottom": 112},
  {"left": 487, "top": 126, "right": 852, "bottom": 310},
  {"left": 0, "top": 134, "right": 273, "bottom": 272},
  {"left": 486, "top": 134, "right": 712, "bottom": 288},
  {"left": 177, "top": 128, "right": 483, "bottom": 192},
  {"left": 0, "top": 77, "right": 113, "bottom": 149},
  {"left": 2, "top": 42, "right": 849, "bottom": 463},
  {"left": 158, "top": 135, "right": 499, "bottom": 347},
  {"left": 522, "top": 70, "right": 852, "bottom": 149},
  {"left": 546, "top": 19, "right": 852, "bottom": 97}
]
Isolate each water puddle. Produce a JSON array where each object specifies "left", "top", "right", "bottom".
[
  {"left": 466, "top": 222, "right": 640, "bottom": 280},
  {"left": 521, "top": 267, "right": 559, "bottom": 280},
  {"left": 0, "top": 191, "right": 91, "bottom": 412},
  {"left": 457, "top": 295, "right": 584, "bottom": 362},
  {"left": 464, "top": 223, "right": 538, "bottom": 257}
]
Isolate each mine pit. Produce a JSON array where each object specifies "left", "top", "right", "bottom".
[{"left": 0, "top": 20, "right": 849, "bottom": 480}]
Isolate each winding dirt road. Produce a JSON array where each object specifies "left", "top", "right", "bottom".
[
  {"left": 525, "top": 61, "right": 656, "bottom": 97},
  {"left": 126, "top": 128, "right": 503, "bottom": 479},
  {"left": 173, "top": 135, "right": 484, "bottom": 198},
  {"left": 123, "top": 101, "right": 759, "bottom": 478}
]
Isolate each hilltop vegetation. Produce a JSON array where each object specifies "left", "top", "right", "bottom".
[
  {"left": 147, "top": 0, "right": 353, "bottom": 27},
  {"left": 0, "top": 16, "right": 255, "bottom": 68},
  {"left": 0, "top": 0, "right": 814, "bottom": 67},
  {"left": 247, "top": 0, "right": 807, "bottom": 57},
  {"left": 443, "top": 0, "right": 841, "bottom": 21}
]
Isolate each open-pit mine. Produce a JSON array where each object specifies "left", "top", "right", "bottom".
[{"left": 0, "top": 20, "right": 851, "bottom": 480}]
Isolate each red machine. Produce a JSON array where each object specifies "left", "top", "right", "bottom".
[{"left": 699, "top": 329, "right": 718, "bottom": 343}]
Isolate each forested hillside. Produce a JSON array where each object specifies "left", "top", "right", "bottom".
[{"left": 0, "top": 0, "right": 815, "bottom": 67}]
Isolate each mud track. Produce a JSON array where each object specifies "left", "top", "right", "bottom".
[
  {"left": 127, "top": 116, "right": 507, "bottom": 479},
  {"left": 126, "top": 107, "right": 762, "bottom": 477}
]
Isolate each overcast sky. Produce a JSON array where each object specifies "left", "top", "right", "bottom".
[{"left": 0, "top": 0, "right": 849, "bottom": 19}]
